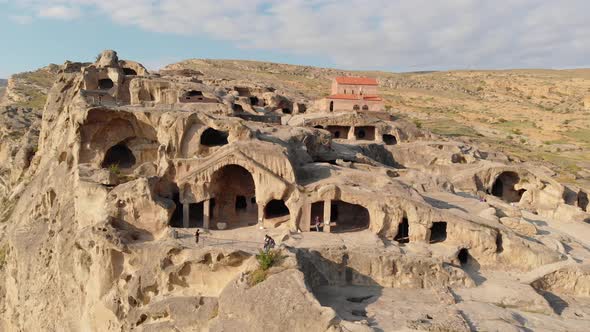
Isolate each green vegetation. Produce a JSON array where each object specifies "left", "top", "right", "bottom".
[
  {"left": 10, "top": 69, "right": 58, "bottom": 109},
  {"left": 248, "top": 249, "right": 282, "bottom": 286},
  {"left": 107, "top": 163, "right": 120, "bottom": 175},
  {"left": 256, "top": 249, "right": 280, "bottom": 270}
]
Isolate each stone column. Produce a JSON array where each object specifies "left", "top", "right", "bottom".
[
  {"left": 257, "top": 203, "right": 264, "bottom": 227},
  {"left": 348, "top": 126, "right": 356, "bottom": 140},
  {"left": 323, "top": 199, "right": 332, "bottom": 233},
  {"left": 183, "top": 203, "right": 189, "bottom": 228},
  {"left": 301, "top": 203, "right": 312, "bottom": 232},
  {"left": 203, "top": 199, "right": 210, "bottom": 230},
  {"left": 375, "top": 127, "right": 383, "bottom": 143}
]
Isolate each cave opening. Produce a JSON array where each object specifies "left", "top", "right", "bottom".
[
  {"left": 394, "top": 217, "right": 409, "bottom": 243},
  {"left": 382, "top": 134, "right": 397, "bottom": 145},
  {"left": 264, "top": 200, "right": 290, "bottom": 219},
  {"left": 491, "top": 171, "right": 526, "bottom": 203},
  {"left": 200, "top": 128, "right": 229, "bottom": 147},
  {"left": 458, "top": 248, "right": 469, "bottom": 266},
  {"left": 210, "top": 165, "right": 257, "bottom": 228},
  {"left": 101, "top": 143, "right": 136, "bottom": 169},
  {"left": 330, "top": 201, "right": 370, "bottom": 233},
  {"left": 429, "top": 222, "right": 447, "bottom": 243},
  {"left": 123, "top": 68, "right": 137, "bottom": 76}
]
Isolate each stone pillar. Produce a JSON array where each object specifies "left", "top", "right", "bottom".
[
  {"left": 183, "top": 203, "right": 189, "bottom": 228},
  {"left": 203, "top": 199, "right": 210, "bottom": 230},
  {"left": 375, "top": 127, "right": 383, "bottom": 143},
  {"left": 257, "top": 203, "right": 264, "bottom": 227},
  {"left": 348, "top": 126, "right": 356, "bottom": 140},
  {"left": 301, "top": 203, "right": 312, "bottom": 232},
  {"left": 323, "top": 199, "right": 332, "bottom": 233}
]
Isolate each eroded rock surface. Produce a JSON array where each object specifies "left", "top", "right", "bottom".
[{"left": 1, "top": 50, "right": 590, "bottom": 331}]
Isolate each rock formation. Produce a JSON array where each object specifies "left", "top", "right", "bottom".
[{"left": 0, "top": 50, "right": 589, "bottom": 331}]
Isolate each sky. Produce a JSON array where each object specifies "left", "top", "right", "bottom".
[{"left": 1, "top": 0, "right": 589, "bottom": 78}]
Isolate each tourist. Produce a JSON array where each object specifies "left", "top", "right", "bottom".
[
  {"left": 264, "top": 235, "right": 275, "bottom": 252},
  {"left": 195, "top": 229, "right": 200, "bottom": 244},
  {"left": 313, "top": 215, "right": 322, "bottom": 232}
]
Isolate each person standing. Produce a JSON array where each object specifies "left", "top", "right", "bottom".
[{"left": 195, "top": 229, "right": 200, "bottom": 244}]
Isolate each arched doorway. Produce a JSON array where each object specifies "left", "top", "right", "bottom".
[
  {"left": 382, "top": 134, "right": 397, "bottom": 145},
  {"left": 362, "top": 105, "right": 369, "bottom": 111},
  {"left": 330, "top": 201, "right": 370, "bottom": 233},
  {"left": 329, "top": 101, "right": 334, "bottom": 112},
  {"left": 210, "top": 165, "right": 257, "bottom": 228},
  {"left": 123, "top": 68, "right": 137, "bottom": 76},
  {"left": 101, "top": 143, "right": 136, "bottom": 169},
  {"left": 353, "top": 105, "right": 360, "bottom": 111},
  {"left": 264, "top": 200, "right": 290, "bottom": 219},
  {"left": 491, "top": 171, "right": 526, "bottom": 203},
  {"left": 394, "top": 216, "right": 409, "bottom": 243}
]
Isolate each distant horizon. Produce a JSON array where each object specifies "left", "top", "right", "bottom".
[
  {"left": 1, "top": 1, "right": 589, "bottom": 78},
  {"left": 2, "top": 54, "right": 590, "bottom": 80}
]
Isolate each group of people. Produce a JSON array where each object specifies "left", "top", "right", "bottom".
[{"left": 174, "top": 227, "right": 276, "bottom": 253}]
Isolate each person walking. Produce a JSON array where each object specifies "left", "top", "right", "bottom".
[{"left": 195, "top": 229, "right": 200, "bottom": 244}]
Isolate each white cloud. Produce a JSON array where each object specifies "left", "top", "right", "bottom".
[
  {"left": 12, "top": 0, "right": 590, "bottom": 70},
  {"left": 37, "top": 5, "right": 81, "bottom": 20}
]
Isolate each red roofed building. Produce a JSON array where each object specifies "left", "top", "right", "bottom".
[{"left": 322, "top": 76, "right": 384, "bottom": 112}]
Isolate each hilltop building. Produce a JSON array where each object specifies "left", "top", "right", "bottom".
[{"left": 322, "top": 76, "right": 384, "bottom": 112}]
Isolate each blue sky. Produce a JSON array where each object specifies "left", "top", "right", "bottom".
[{"left": 1, "top": 0, "right": 589, "bottom": 78}]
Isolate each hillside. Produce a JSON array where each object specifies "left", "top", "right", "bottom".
[
  {"left": 0, "top": 79, "right": 6, "bottom": 99},
  {"left": 167, "top": 60, "right": 590, "bottom": 187}
]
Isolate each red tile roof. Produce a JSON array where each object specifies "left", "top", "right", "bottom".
[
  {"left": 334, "top": 76, "right": 378, "bottom": 85},
  {"left": 327, "top": 94, "right": 382, "bottom": 101}
]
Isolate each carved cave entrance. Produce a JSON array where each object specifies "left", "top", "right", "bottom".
[
  {"left": 429, "top": 222, "right": 447, "bottom": 243},
  {"left": 394, "top": 216, "right": 409, "bottom": 243},
  {"left": 123, "top": 68, "right": 137, "bottom": 76},
  {"left": 264, "top": 200, "right": 290, "bottom": 219},
  {"left": 354, "top": 126, "right": 375, "bottom": 140},
  {"left": 210, "top": 165, "right": 257, "bottom": 228},
  {"left": 491, "top": 171, "right": 526, "bottom": 203},
  {"left": 101, "top": 143, "right": 136, "bottom": 169},
  {"left": 200, "top": 128, "right": 229, "bottom": 147},
  {"left": 326, "top": 126, "right": 350, "bottom": 139},
  {"left": 382, "top": 134, "right": 397, "bottom": 145},
  {"left": 98, "top": 78, "right": 114, "bottom": 90},
  {"left": 330, "top": 201, "right": 370, "bottom": 233}
]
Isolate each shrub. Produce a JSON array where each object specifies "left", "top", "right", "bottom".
[
  {"left": 256, "top": 249, "right": 279, "bottom": 271},
  {"left": 108, "top": 163, "right": 120, "bottom": 175},
  {"left": 248, "top": 249, "right": 282, "bottom": 286},
  {"left": 413, "top": 119, "right": 423, "bottom": 129}
]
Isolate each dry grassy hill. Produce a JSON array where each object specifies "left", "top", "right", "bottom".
[
  {"left": 0, "top": 79, "right": 7, "bottom": 100},
  {"left": 167, "top": 60, "right": 590, "bottom": 187},
  {"left": 2, "top": 59, "right": 589, "bottom": 187}
]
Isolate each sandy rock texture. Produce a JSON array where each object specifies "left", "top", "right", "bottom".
[{"left": 0, "top": 50, "right": 589, "bottom": 331}]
